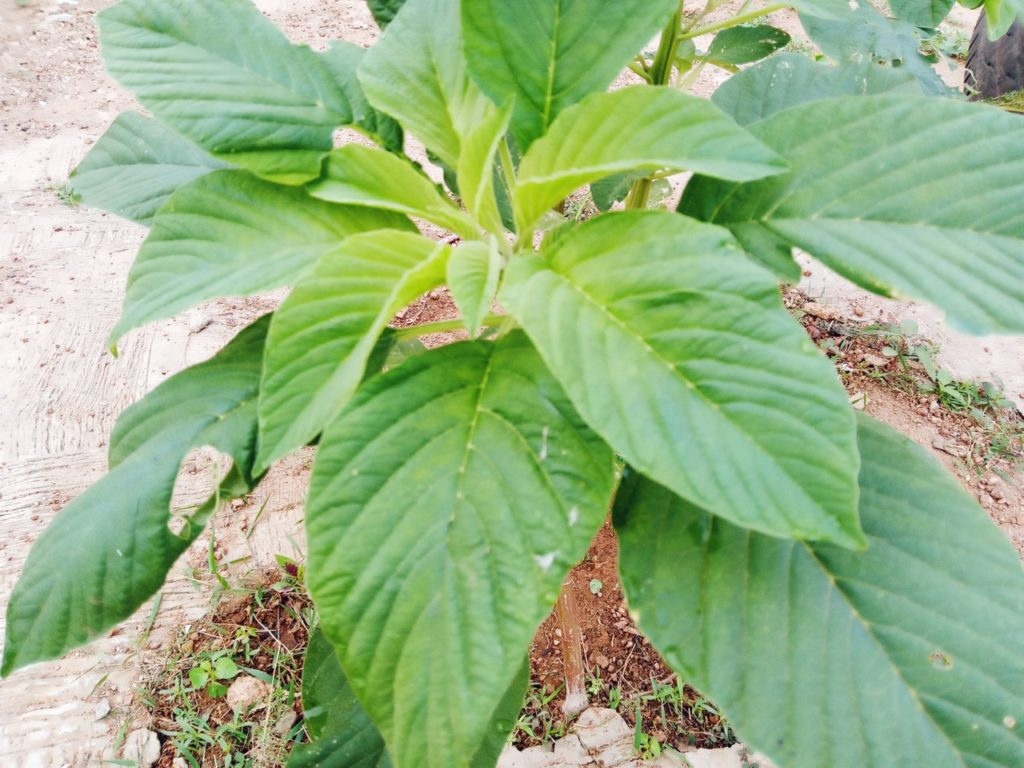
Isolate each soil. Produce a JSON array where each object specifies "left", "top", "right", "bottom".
[{"left": 1, "top": 1, "right": 1022, "bottom": 766}]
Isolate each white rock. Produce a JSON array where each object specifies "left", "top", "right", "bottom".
[
  {"left": 680, "top": 744, "right": 744, "bottom": 768},
  {"left": 226, "top": 675, "right": 272, "bottom": 713},
  {"left": 121, "top": 728, "right": 161, "bottom": 768}
]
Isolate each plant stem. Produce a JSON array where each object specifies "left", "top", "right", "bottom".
[
  {"left": 625, "top": 6, "right": 681, "bottom": 209},
  {"left": 556, "top": 577, "right": 588, "bottom": 717},
  {"left": 391, "top": 313, "right": 508, "bottom": 339},
  {"left": 681, "top": 2, "right": 786, "bottom": 39}
]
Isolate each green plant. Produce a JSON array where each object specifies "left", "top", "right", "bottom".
[{"left": 5, "top": 0, "right": 1024, "bottom": 767}]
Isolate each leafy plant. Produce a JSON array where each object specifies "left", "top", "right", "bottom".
[
  {"left": 5, "top": 0, "right": 1024, "bottom": 767},
  {"left": 187, "top": 652, "right": 239, "bottom": 698}
]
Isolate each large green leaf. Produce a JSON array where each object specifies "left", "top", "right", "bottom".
[
  {"left": 98, "top": 0, "right": 355, "bottom": 181},
  {"left": 308, "top": 145, "right": 478, "bottom": 237},
  {"left": 288, "top": 629, "right": 526, "bottom": 768},
  {"left": 447, "top": 240, "right": 502, "bottom": 337},
  {"left": 287, "top": 628, "right": 392, "bottom": 768},
  {"left": 2, "top": 318, "right": 269, "bottom": 675},
  {"left": 257, "top": 231, "right": 450, "bottom": 470},
  {"left": 679, "top": 95, "right": 1024, "bottom": 334},
  {"left": 712, "top": 54, "right": 919, "bottom": 128},
  {"left": 616, "top": 415, "right": 1024, "bottom": 768},
  {"left": 358, "top": 0, "right": 493, "bottom": 168},
  {"left": 69, "top": 112, "right": 230, "bottom": 225},
  {"left": 307, "top": 333, "right": 615, "bottom": 768},
  {"left": 513, "top": 86, "right": 785, "bottom": 231},
  {"left": 800, "top": 6, "right": 950, "bottom": 95},
  {"left": 111, "top": 170, "right": 410, "bottom": 344},
  {"left": 889, "top": 0, "right": 954, "bottom": 26},
  {"left": 502, "top": 211, "right": 862, "bottom": 547},
  {"left": 462, "top": 0, "right": 678, "bottom": 150},
  {"left": 318, "top": 42, "right": 403, "bottom": 153}
]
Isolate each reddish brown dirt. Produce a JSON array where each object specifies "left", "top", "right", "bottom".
[{"left": 518, "top": 524, "right": 734, "bottom": 752}]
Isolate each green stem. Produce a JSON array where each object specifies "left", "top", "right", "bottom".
[
  {"left": 625, "top": 7, "right": 681, "bottom": 209},
  {"left": 392, "top": 313, "right": 508, "bottom": 339},
  {"left": 681, "top": 2, "right": 785, "bottom": 39}
]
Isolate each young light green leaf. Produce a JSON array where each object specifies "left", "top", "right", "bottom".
[
  {"left": 257, "top": 231, "right": 450, "bottom": 470},
  {"left": 307, "top": 333, "right": 615, "bottom": 768},
  {"left": 502, "top": 211, "right": 862, "bottom": 548},
  {"left": 69, "top": 112, "right": 230, "bottom": 225},
  {"left": 712, "top": 54, "right": 919, "bottom": 127},
  {"left": 358, "top": 0, "right": 493, "bottom": 168},
  {"left": 513, "top": 86, "right": 785, "bottom": 231},
  {"left": 590, "top": 172, "right": 643, "bottom": 212},
  {"left": 456, "top": 101, "right": 513, "bottom": 234},
  {"left": 705, "top": 25, "right": 791, "bottom": 68},
  {"left": 98, "top": 0, "right": 355, "bottom": 180},
  {"left": 111, "top": 170, "right": 411, "bottom": 344},
  {"left": 308, "top": 145, "right": 478, "bottom": 238},
  {"left": 462, "top": 0, "right": 678, "bottom": 150},
  {"left": 616, "top": 415, "right": 1024, "bottom": 768},
  {"left": 679, "top": 95, "right": 1024, "bottom": 334},
  {"left": 2, "top": 318, "right": 269, "bottom": 676},
  {"left": 446, "top": 239, "right": 502, "bottom": 337},
  {"left": 287, "top": 628, "right": 392, "bottom": 768}
]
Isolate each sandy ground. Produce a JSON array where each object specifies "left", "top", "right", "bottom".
[{"left": 0, "top": 1, "right": 1020, "bottom": 765}]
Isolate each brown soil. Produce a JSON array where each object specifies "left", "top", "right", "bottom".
[{"left": 518, "top": 523, "right": 733, "bottom": 752}]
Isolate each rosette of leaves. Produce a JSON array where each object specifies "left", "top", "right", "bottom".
[{"left": 5, "top": 1, "right": 1024, "bottom": 767}]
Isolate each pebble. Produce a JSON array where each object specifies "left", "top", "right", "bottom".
[
  {"left": 595, "top": 654, "right": 610, "bottom": 669},
  {"left": 122, "top": 728, "right": 160, "bottom": 768},
  {"left": 226, "top": 675, "right": 272, "bottom": 714},
  {"left": 990, "top": 486, "right": 1006, "bottom": 501}
]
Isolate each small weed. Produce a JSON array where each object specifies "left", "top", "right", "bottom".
[
  {"left": 50, "top": 182, "right": 79, "bottom": 207},
  {"left": 920, "top": 24, "right": 970, "bottom": 62}
]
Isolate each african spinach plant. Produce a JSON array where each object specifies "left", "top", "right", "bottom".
[{"left": 4, "top": 0, "right": 1024, "bottom": 766}]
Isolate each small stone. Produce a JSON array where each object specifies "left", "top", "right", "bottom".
[
  {"left": 273, "top": 710, "right": 298, "bottom": 736},
  {"left": 595, "top": 654, "right": 610, "bottom": 669},
  {"left": 226, "top": 675, "right": 272, "bottom": 714},
  {"left": 554, "top": 628, "right": 562, "bottom": 637},
  {"left": 122, "top": 728, "right": 160, "bottom": 768},
  {"left": 802, "top": 302, "right": 842, "bottom": 322},
  {"left": 230, "top": 497, "right": 245, "bottom": 511},
  {"left": 859, "top": 353, "right": 889, "bottom": 369},
  {"left": 984, "top": 475, "right": 999, "bottom": 486},
  {"left": 990, "top": 486, "right": 1006, "bottom": 501},
  {"left": 94, "top": 699, "right": 111, "bottom": 720}
]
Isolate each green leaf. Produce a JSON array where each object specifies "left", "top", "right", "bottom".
[
  {"left": 889, "top": 0, "right": 954, "bottom": 26},
  {"left": 69, "top": 112, "right": 230, "bottom": 225},
  {"left": 214, "top": 656, "right": 239, "bottom": 680},
  {"left": 712, "top": 54, "right": 919, "bottom": 127},
  {"left": 98, "top": 0, "right": 356, "bottom": 180},
  {"left": 111, "top": 170, "right": 411, "bottom": 344},
  {"left": 366, "top": 0, "right": 406, "bottom": 29},
  {"left": 616, "top": 415, "right": 1024, "bottom": 768},
  {"left": 984, "top": 0, "right": 1024, "bottom": 38},
  {"left": 308, "top": 145, "right": 478, "bottom": 237},
  {"left": 502, "top": 211, "right": 862, "bottom": 547},
  {"left": 257, "top": 231, "right": 450, "bottom": 470},
  {"left": 456, "top": 101, "right": 513, "bottom": 234},
  {"left": 307, "top": 332, "right": 615, "bottom": 768},
  {"left": 288, "top": 628, "right": 392, "bottom": 768},
  {"left": 462, "top": 0, "right": 679, "bottom": 150},
  {"left": 705, "top": 25, "right": 791, "bottom": 68},
  {"left": 447, "top": 239, "right": 502, "bottom": 337},
  {"left": 590, "top": 172, "right": 642, "bottom": 212},
  {"left": 2, "top": 318, "right": 269, "bottom": 676},
  {"left": 289, "top": 628, "right": 526, "bottom": 768},
  {"left": 358, "top": 0, "right": 494, "bottom": 168},
  {"left": 513, "top": 86, "right": 785, "bottom": 231},
  {"left": 801, "top": 6, "right": 950, "bottom": 95},
  {"left": 319, "top": 42, "right": 404, "bottom": 153},
  {"left": 679, "top": 95, "right": 1024, "bottom": 335},
  {"left": 189, "top": 666, "right": 209, "bottom": 690}
]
